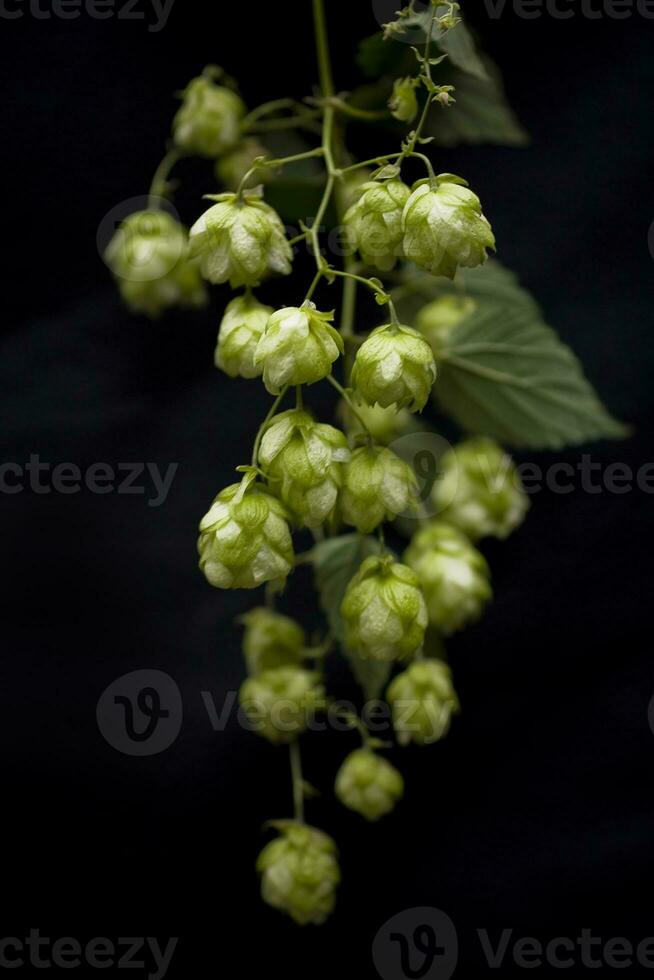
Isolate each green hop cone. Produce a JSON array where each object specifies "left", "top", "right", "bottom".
[
  {"left": 172, "top": 72, "right": 245, "bottom": 158},
  {"left": 351, "top": 322, "right": 436, "bottom": 413},
  {"left": 341, "top": 446, "right": 418, "bottom": 534},
  {"left": 259, "top": 409, "right": 350, "bottom": 527},
  {"left": 402, "top": 175, "right": 496, "bottom": 279},
  {"left": 433, "top": 437, "right": 529, "bottom": 541},
  {"left": 335, "top": 749, "right": 404, "bottom": 821},
  {"left": 189, "top": 189, "right": 292, "bottom": 288},
  {"left": 254, "top": 303, "right": 344, "bottom": 394},
  {"left": 257, "top": 822, "right": 340, "bottom": 925},
  {"left": 415, "top": 294, "right": 477, "bottom": 355},
  {"left": 341, "top": 555, "right": 427, "bottom": 661},
  {"left": 105, "top": 210, "right": 207, "bottom": 318},
  {"left": 338, "top": 397, "right": 413, "bottom": 446},
  {"left": 240, "top": 607, "right": 306, "bottom": 674},
  {"left": 197, "top": 475, "right": 293, "bottom": 589},
  {"left": 214, "top": 293, "right": 273, "bottom": 379},
  {"left": 387, "top": 659, "right": 460, "bottom": 746},
  {"left": 343, "top": 178, "right": 411, "bottom": 271},
  {"left": 404, "top": 521, "right": 491, "bottom": 633},
  {"left": 239, "top": 666, "right": 324, "bottom": 744},
  {"left": 389, "top": 76, "right": 419, "bottom": 122},
  {"left": 215, "top": 138, "right": 270, "bottom": 190}
]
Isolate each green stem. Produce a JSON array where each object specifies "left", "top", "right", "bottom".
[
  {"left": 327, "top": 268, "right": 390, "bottom": 304},
  {"left": 312, "top": 0, "right": 335, "bottom": 99},
  {"left": 289, "top": 740, "right": 305, "bottom": 824},
  {"left": 326, "top": 374, "right": 372, "bottom": 440},
  {"left": 251, "top": 386, "right": 289, "bottom": 466},
  {"left": 327, "top": 98, "right": 389, "bottom": 121},
  {"left": 148, "top": 147, "right": 182, "bottom": 206},
  {"left": 237, "top": 147, "right": 325, "bottom": 198}
]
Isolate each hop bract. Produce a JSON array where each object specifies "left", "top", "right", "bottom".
[
  {"left": 257, "top": 822, "right": 340, "bottom": 925},
  {"left": 214, "top": 293, "right": 273, "bottom": 379},
  {"left": 389, "top": 76, "right": 419, "bottom": 122},
  {"left": 239, "top": 666, "right": 324, "bottom": 744},
  {"left": 341, "top": 446, "right": 417, "bottom": 533},
  {"left": 240, "top": 607, "right": 306, "bottom": 674},
  {"left": 197, "top": 477, "right": 293, "bottom": 589},
  {"left": 259, "top": 410, "right": 350, "bottom": 527},
  {"left": 344, "top": 178, "right": 411, "bottom": 271},
  {"left": 105, "top": 210, "right": 207, "bottom": 318},
  {"left": 172, "top": 73, "right": 245, "bottom": 158},
  {"left": 189, "top": 190, "right": 292, "bottom": 288},
  {"left": 404, "top": 521, "right": 491, "bottom": 633},
  {"left": 341, "top": 555, "right": 427, "bottom": 661},
  {"left": 335, "top": 749, "right": 404, "bottom": 821},
  {"left": 433, "top": 437, "right": 529, "bottom": 540},
  {"left": 254, "top": 303, "right": 344, "bottom": 394},
  {"left": 351, "top": 322, "right": 436, "bottom": 413},
  {"left": 215, "top": 138, "right": 269, "bottom": 190},
  {"left": 415, "top": 294, "right": 477, "bottom": 354},
  {"left": 339, "top": 397, "right": 413, "bottom": 446},
  {"left": 403, "top": 175, "right": 495, "bottom": 279},
  {"left": 387, "top": 660, "right": 460, "bottom": 746}
]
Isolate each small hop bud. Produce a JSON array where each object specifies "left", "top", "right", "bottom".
[
  {"left": 389, "top": 77, "right": 419, "bottom": 123},
  {"left": 257, "top": 822, "right": 340, "bottom": 925},
  {"left": 335, "top": 749, "right": 404, "bottom": 821},
  {"left": 433, "top": 85, "right": 456, "bottom": 108},
  {"left": 341, "top": 446, "right": 418, "bottom": 534},
  {"left": 105, "top": 210, "right": 207, "bottom": 319},
  {"left": 339, "top": 397, "right": 414, "bottom": 446},
  {"left": 387, "top": 659, "right": 460, "bottom": 746},
  {"left": 351, "top": 322, "right": 436, "bottom": 413},
  {"left": 434, "top": 437, "right": 529, "bottom": 541},
  {"left": 215, "top": 138, "right": 270, "bottom": 190},
  {"left": 197, "top": 477, "right": 293, "bottom": 589},
  {"left": 172, "top": 73, "right": 245, "bottom": 158},
  {"left": 214, "top": 293, "right": 273, "bottom": 379},
  {"left": 341, "top": 555, "right": 428, "bottom": 661},
  {"left": 239, "top": 666, "right": 324, "bottom": 744},
  {"left": 254, "top": 304, "right": 344, "bottom": 394},
  {"left": 189, "top": 190, "right": 292, "bottom": 288},
  {"left": 404, "top": 522, "right": 491, "bottom": 633},
  {"left": 259, "top": 410, "right": 350, "bottom": 527},
  {"left": 240, "top": 607, "right": 306, "bottom": 674},
  {"left": 402, "top": 175, "right": 496, "bottom": 279},
  {"left": 415, "top": 294, "right": 477, "bottom": 354},
  {"left": 344, "top": 178, "right": 411, "bottom": 272}
]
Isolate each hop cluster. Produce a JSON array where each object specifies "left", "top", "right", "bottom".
[
  {"left": 239, "top": 666, "right": 324, "bottom": 744},
  {"left": 105, "top": 211, "right": 207, "bottom": 318},
  {"left": 341, "top": 555, "right": 427, "bottom": 661},
  {"left": 335, "top": 749, "right": 404, "bottom": 821},
  {"left": 257, "top": 822, "right": 340, "bottom": 926},
  {"left": 172, "top": 73, "right": 245, "bottom": 158},
  {"left": 197, "top": 476, "right": 293, "bottom": 589},
  {"left": 189, "top": 190, "right": 292, "bottom": 288},
  {"left": 351, "top": 322, "right": 436, "bottom": 413},
  {"left": 433, "top": 437, "right": 529, "bottom": 540},
  {"left": 344, "top": 179, "right": 411, "bottom": 271},
  {"left": 254, "top": 304, "right": 344, "bottom": 393},
  {"left": 240, "top": 607, "right": 306, "bottom": 674},
  {"left": 214, "top": 293, "right": 273, "bottom": 378},
  {"left": 387, "top": 660, "right": 460, "bottom": 746},
  {"left": 404, "top": 522, "right": 491, "bottom": 633},
  {"left": 259, "top": 410, "right": 350, "bottom": 527},
  {"left": 341, "top": 446, "right": 417, "bottom": 533}
]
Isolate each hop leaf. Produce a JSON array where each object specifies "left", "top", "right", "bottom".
[
  {"left": 344, "top": 179, "right": 411, "bottom": 272},
  {"left": 189, "top": 190, "right": 292, "bottom": 288},
  {"left": 257, "top": 822, "right": 340, "bottom": 925},
  {"left": 240, "top": 607, "right": 306, "bottom": 674},
  {"left": 254, "top": 303, "right": 344, "bottom": 394},
  {"left": 387, "top": 659, "right": 460, "bottom": 746},
  {"left": 340, "top": 446, "right": 418, "bottom": 534},
  {"left": 239, "top": 666, "right": 324, "bottom": 744},
  {"left": 197, "top": 478, "right": 293, "bottom": 589},
  {"left": 259, "top": 409, "right": 350, "bottom": 527},
  {"left": 341, "top": 555, "right": 427, "bottom": 662},
  {"left": 433, "top": 437, "right": 529, "bottom": 540},
  {"left": 351, "top": 322, "right": 436, "bottom": 413},
  {"left": 335, "top": 749, "right": 404, "bottom": 821},
  {"left": 172, "top": 73, "right": 245, "bottom": 158},
  {"left": 214, "top": 293, "right": 273, "bottom": 379},
  {"left": 404, "top": 521, "right": 491, "bottom": 633},
  {"left": 403, "top": 175, "right": 495, "bottom": 279}
]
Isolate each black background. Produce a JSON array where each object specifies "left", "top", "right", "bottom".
[{"left": 2, "top": 1, "right": 654, "bottom": 977}]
